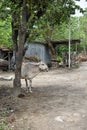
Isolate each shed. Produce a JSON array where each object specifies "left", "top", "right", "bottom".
[
  {"left": 25, "top": 39, "right": 80, "bottom": 64},
  {"left": 25, "top": 42, "right": 51, "bottom": 65}
]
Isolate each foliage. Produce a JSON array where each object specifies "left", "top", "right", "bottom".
[
  {"left": 0, "top": 18, "right": 12, "bottom": 48},
  {"left": 0, "top": 0, "right": 84, "bottom": 44},
  {"left": 26, "top": 0, "right": 83, "bottom": 42},
  {"left": 0, "top": 1, "right": 12, "bottom": 48},
  {"left": 0, "top": 0, "right": 86, "bottom": 52},
  {"left": 0, "top": 120, "right": 11, "bottom": 130},
  {"left": 56, "top": 55, "right": 62, "bottom": 62},
  {"left": 79, "top": 10, "right": 87, "bottom": 52}
]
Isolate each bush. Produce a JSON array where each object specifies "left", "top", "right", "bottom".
[
  {"left": 0, "top": 120, "right": 11, "bottom": 130},
  {"left": 56, "top": 56, "right": 62, "bottom": 62}
]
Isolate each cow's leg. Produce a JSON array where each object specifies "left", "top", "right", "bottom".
[
  {"left": 29, "top": 79, "right": 32, "bottom": 93},
  {"left": 25, "top": 79, "right": 29, "bottom": 92}
]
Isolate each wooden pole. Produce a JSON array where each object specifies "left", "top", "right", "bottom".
[{"left": 68, "top": 16, "right": 71, "bottom": 69}]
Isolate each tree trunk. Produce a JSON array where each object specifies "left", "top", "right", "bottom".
[
  {"left": 12, "top": 0, "right": 27, "bottom": 96},
  {"left": 47, "top": 40, "right": 56, "bottom": 55},
  {"left": 45, "top": 28, "right": 56, "bottom": 55}
]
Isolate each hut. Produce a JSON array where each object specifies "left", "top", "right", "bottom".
[
  {"left": 25, "top": 39, "right": 80, "bottom": 66},
  {"left": 9, "top": 39, "right": 80, "bottom": 70}
]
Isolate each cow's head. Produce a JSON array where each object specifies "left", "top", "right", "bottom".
[{"left": 39, "top": 61, "right": 48, "bottom": 72}]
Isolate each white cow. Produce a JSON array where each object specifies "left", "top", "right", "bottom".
[{"left": 21, "top": 61, "right": 48, "bottom": 93}]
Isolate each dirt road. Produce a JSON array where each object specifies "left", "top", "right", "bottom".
[{"left": 0, "top": 62, "right": 87, "bottom": 130}]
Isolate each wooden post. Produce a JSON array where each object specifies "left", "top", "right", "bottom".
[{"left": 8, "top": 51, "right": 10, "bottom": 70}]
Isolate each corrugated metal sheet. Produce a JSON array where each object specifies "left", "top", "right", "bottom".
[{"left": 25, "top": 43, "right": 51, "bottom": 64}]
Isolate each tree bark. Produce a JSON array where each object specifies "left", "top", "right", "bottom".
[{"left": 12, "top": 0, "right": 27, "bottom": 96}]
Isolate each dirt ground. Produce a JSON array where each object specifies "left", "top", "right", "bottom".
[{"left": 0, "top": 62, "right": 87, "bottom": 130}]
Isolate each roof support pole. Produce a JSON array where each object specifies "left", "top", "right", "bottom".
[{"left": 68, "top": 16, "right": 71, "bottom": 69}]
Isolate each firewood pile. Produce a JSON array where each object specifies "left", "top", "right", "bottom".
[
  {"left": 0, "top": 59, "right": 8, "bottom": 70},
  {"left": 0, "top": 59, "right": 8, "bottom": 65},
  {"left": 77, "top": 55, "right": 87, "bottom": 62}
]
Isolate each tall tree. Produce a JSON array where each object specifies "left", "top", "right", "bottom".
[{"left": 12, "top": 0, "right": 27, "bottom": 94}]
